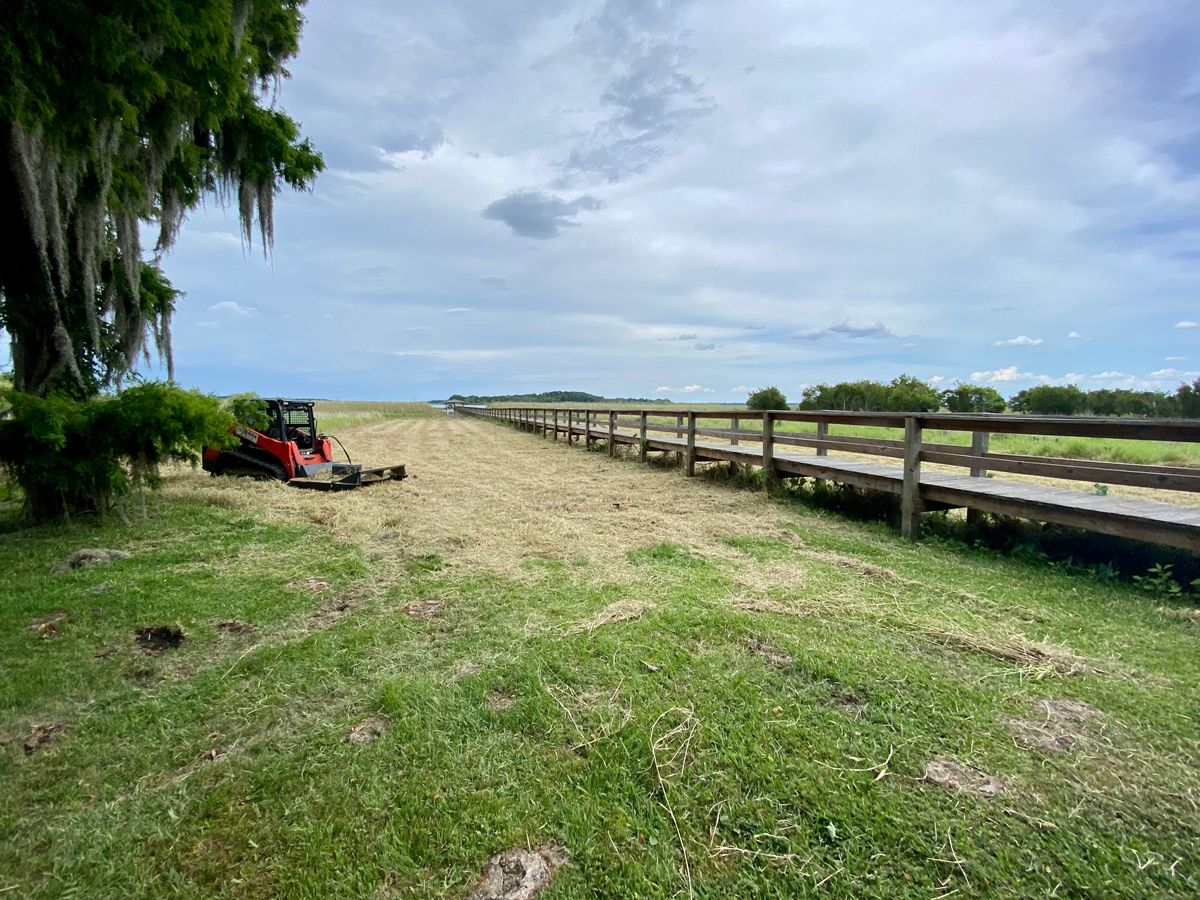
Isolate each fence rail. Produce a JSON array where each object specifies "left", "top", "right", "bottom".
[{"left": 452, "top": 405, "right": 1200, "bottom": 552}]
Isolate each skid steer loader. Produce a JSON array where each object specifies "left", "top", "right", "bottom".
[{"left": 202, "top": 398, "right": 405, "bottom": 491}]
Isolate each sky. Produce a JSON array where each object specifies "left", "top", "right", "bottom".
[{"left": 157, "top": 0, "right": 1200, "bottom": 402}]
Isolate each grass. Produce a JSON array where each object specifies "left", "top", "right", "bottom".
[
  {"left": 1, "top": 416, "right": 1199, "bottom": 897},
  {"left": 314, "top": 400, "right": 438, "bottom": 433}
]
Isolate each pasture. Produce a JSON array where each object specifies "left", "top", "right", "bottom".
[{"left": 1, "top": 411, "right": 1198, "bottom": 897}]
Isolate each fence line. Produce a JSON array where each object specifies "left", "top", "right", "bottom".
[{"left": 452, "top": 404, "right": 1200, "bottom": 552}]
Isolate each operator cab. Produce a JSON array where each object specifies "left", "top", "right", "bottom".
[{"left": 264, "top": 398, "right": 317, "bottom": 450}]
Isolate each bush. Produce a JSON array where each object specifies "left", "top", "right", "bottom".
[
  {"left": 796, "top": 375, "right": 940, "bottom": 412},
  {"left": 1010, "top": 384, "right": 1088, "bottom": 415},
  {"left": 747, "top": 386, "right": 789, "bottom": 410},
  {"left": 0, "top": 383, "right": 235, "bottom": 521}
]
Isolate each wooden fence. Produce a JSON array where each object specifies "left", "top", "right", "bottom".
[{"left": 453, "top": 405, "right": 1200, "bottom": 552}]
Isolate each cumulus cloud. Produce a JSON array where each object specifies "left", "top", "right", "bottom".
[
  {"left": 928, "top": 375, "right": 945, "bottom": 385},
  {"left": 655, "top": 384, "right": 714, "bottom": 394},
  {"left": 207, "top": 300, "right": 256, "bottom": 317},
  {"left": 795, "top": 322, "right": 896, "bottom": 342},
  {"left": 482, "top": 191, "right": 604, "bottom": 239},
  {"left": 1149, "top": 367, "right": 1199, "bottom": 379},
  {"left": 993, "top": 335, "right": 1044, "bottom": 347},
  {"left": 969, "top": 365, "right": 1048, "bottom": 383},
  {"left": 1174, "top": 320, "right": 1199, "bottom": 329},
  {"left": 1066, "top": 330, "right": 1088, "bottom": 340}
]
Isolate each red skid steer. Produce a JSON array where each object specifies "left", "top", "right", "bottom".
[{"left": 202, "top": 398, "right": 406, "bottom": 491}]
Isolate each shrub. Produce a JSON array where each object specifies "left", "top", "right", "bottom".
[
  {"left": 0, "top": 383, "right": 235, "bottom": 521},
  {"left": 747, "top": 386, "right": 789, "bottom": 410},
  {"left": 941, "top": 384, "right": 1007, "bottom": 413}
]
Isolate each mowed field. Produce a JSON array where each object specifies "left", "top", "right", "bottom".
[{"left": 2, "top": 410, "right": 1199, "bottom": 897}]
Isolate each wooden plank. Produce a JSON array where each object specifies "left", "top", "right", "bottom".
[
  {"left": 921, "top": 449, "right": 1200, "bottom": 492},
  {"left": 901, "top": 418, "right": 922, "bottom": 540},
  {"left": 686, "top": 411, "right": 697, "bottom": 476}
]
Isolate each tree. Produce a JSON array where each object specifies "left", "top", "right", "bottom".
[
  {"left": 940, "top": 383, "right": 1007, "bottom": 413},
  {"left": 1178, "top": 378, "right": 1200, "bottom": 418},
  {"left": 0, "top": 1, "right": 324, "bottom": 398},
  {"left": 747, "top": 386, "right": 789, "bottom": 410},
  {"left": 1009, "top": 384, "right": 1088, "bottom": 415},
  {"left": 883, "top": 374, "right": 941, "bottom": 412}
]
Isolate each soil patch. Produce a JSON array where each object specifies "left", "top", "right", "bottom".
[
  {"left": 567, "top": 599, "right": 653, "bottom": 634},
  {"left": 214, "top": 620, "right": 256, "bottom": 635},
  {"left": 1002, "top": 717, "right": 1078, "bottom": 752},
  {"left": 830, "top": 688, "right": 867, "bottom": 718},
  {"left": 923, "top": 757, "right": 1008, "bottom": 797},
  {"left": 344, "top": 716, "right": 389, "bottom": 744},
  {"left": 403, "top": 598, "right": 443, "bottom": 618},
  {"left": 487, "top": 689, "right": 515, "bottom": 711},
  {"left": 28, "top": 610, "right": 70, "bottom": 638},
  {"left": 1158, "top": 605, "right": 1200, "bottom": 622},
  {"left": 466, "top": 845, "right": 568, "bottom": 900},
  {"left": 53, "top": 548, "right": 130, "bottom": 573},
  {"left": 135, "top": 625, "right": 186, "bottom": 653},
  {"left": 923, "top": 628, "right": 1094, "bottom": 675},
  {"left": 22, "top": 722, "right": 67, "bottom": 756},
  {"left": 1040, "top": 698, "right": 1102, "bottom": 721},
  {"left": 746, "top": 638, "right": 794, "bottom": 668}
]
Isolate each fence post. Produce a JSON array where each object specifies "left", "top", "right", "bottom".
[
  {"left": 639, "top": 411, "right": 648, "bottom": 461},
  {"left": 901, "top": 417, "right": 922, "bottom": 540},
  {"left": 585, "top": 410, "right": 592, "bottom": 449},
  {"left": 815, "top": 420, "right": 828, "bottom": 456},
  {"left": 553, "top": 409, "right": 559, "bottom": 441},
  {"left": 686, "top": 411, "right": 697, "bottom": 476},
  {"left": 761, "top": 412, "right": 775, "bottom": 484},
  {"left": 966, "top": 430, "right": 989, "bottom": 525},
  {"left": 730, "top": 415, "right": 739, "bottom": 446},
  {"left": 608, "top": 411, "right": 616, "bottom": 456}
]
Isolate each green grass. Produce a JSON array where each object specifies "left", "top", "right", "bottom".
[
  {"left": 315, "top": 400, "right": 438, "bottom": 433},
  {"left": 2, "top": 494, "right": 1199, "bottom": 896}
]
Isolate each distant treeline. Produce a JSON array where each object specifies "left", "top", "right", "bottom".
[
  {"left": 790, "top": 375, "right": 1200, "bottom": 417},
  {"left": 444, "top": 390, "right": 667, "bottom": 405}
]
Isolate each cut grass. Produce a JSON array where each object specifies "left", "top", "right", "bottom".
[
  {"left": 1, "top": 416, "right": 1198, "bottom": 897},
  {"left": 315, "top": 400, "right": 438, "bottom": 433}
]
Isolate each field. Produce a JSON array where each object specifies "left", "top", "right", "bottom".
[{"left": 2, "top": 412, "right": 1199, "bottom": 897}]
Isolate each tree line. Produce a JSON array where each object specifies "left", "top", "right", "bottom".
[{"left": 746, "top": 376, "right": 1200, "bottom": 417}]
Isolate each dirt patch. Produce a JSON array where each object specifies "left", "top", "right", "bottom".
[
  {"left": 830, "top": 688, "right": 867, "bottom": 718},
  {"left": 53, "top": 548, "right": 130, "bottom": 573},
  {"left": 567, "top": 599, "right": 653, "bottom": 634},
  {"left": 1002, "top": 717, "right": 1078, "bottom": 752},
  {"left": 28, "top": 610, "right": 70, "bottom": 638},
  {"left": 288, "top": 577, "right": 331, "bottom": 592},
  {"left": 1157, "top": 606, "right": 1200, "bottom": 622},
  {"left": 344, "top": 716, "right": 389, "bottom": 744},
  {"left": 403, "top": 598, "right": 443, "bottom": 618},
  {"left": 1040, "top": 698, "right": 1102, "bottom": 721},
  {"left": 214, "top": 620, "right": 256, "bottom": 635},
  {"left": 923, "top": 757, "right": 1008, "bottom": 797},
  {"left": 746, "top": 638, "right": 794, "bottom": 668},
  {"left": 923, "top": 628, "right": 1094, "bottom": 676},
  {"left": 135, "top": 624, "right": 186, "bottom": 653},
  {"left": 487, "top": 689, "right": 515, "bottom": 711},
  {"left": 466, "top": 845, "right": 568, "bottom": 900},
  {"left": 21, "top": 722, "right": 67, "bottom": 756}
]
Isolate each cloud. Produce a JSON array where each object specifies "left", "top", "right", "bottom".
[
  {"left": 443, "top": 307, "right": 474, "bottom": 314},
  {"left": 1165, "top": 356, "right": 1189, "bottom": 362},
  {"left": 694, "top": 341, "right": 718, "bottom": 351},
  {"left": 482, "top": 191, "right": 604, "bottom": 239},
  {"left": 928, "top": 375, "right": 945, "bottom": 385},
  {"left": 392, "top": 349, "right": 510, "bottom": 364},
  {"left": 655, "top": 384, "right": 714, "bottom": 394},
  {"left": 196, "top": 321, "right": 218, "bottom": 329},
  {"left": 207, "top": 300, "right": 256, "bottom": 317},
  {"left": 730, "top": 385, "right": 749, "bottom": 393},
  {"left": 480, "top": 276, "right": 513, "bottom": 292},
  {"left": 993, "top": 335, "right": 1044, "bottom": 347},
  {"left": 1149, "top": 368, "right": 1199, "bottom": 379},
  {"left": 1066, "top": 330, "right": 1088, "bottom": 340},
  {"left": 795, "top": 321, "right": 896, "bottom": 342},
  {"left": 661, "top": 333, "right": 699, "bottom": 342},
  {"left": 969, "top": 365, "right": 1048, "bottom": 383},
  {"left": 1174, "top": 320, "right": 1199, "bottom": 329}
]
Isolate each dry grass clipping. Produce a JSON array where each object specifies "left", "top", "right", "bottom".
[
  {"left": 726, "top": 594, "right": 810, "bottom": 617},
  {"left": 923, "top": 627, "right": 1096, "bottom": 676},
  {"left": 566, "top": 599, "right": 653, "bottom": 634}
]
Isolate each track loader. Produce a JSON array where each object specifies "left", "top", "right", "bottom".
[{"left": 202, "top": 398, "right": 405, "bottom": 491}]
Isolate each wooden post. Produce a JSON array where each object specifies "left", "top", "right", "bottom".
[
  {"left": 730, "top": 416, "right": 739, "bottom": 446},
  {"left": 639, "top": 411, "right": 648, "bottom": 461},
  {"left": 761, "top": 412, "right": 775, "bottom": 483},
  {"left": 685, "top": 412, "right": 697, "bottom": 476},
  {"left": 608, "top": 411, "right": 616, "bottom": 456},
  {"left": 901, "top": 417, "right": 922, "bottom": 541},
  {"left": 585, "top": 411, "right": 592, "bottom": 449},
  {"left": 815, "top": 420, "right": 828, "bottom": 456},
  {"left": 568, "top": 409, "right": 574, "bottom": 443},
  {"left": 553, "top": 409, "right": 559, "bottom": 441},
  {"left": 966, "top": 430, "right": 989, "bottom": 525}
]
